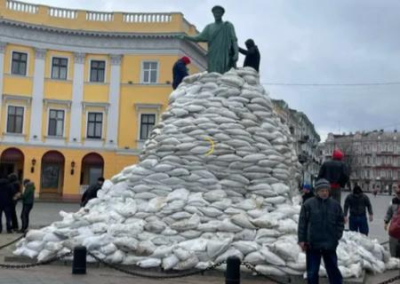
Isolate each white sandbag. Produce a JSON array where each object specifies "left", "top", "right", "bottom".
[
  {"left": 232, "top": 241, "right": 259, "bottom": 255},
  {"left": 260, "top": 247, "right": 286, "bottom": 266},
  {"left": 167, "top": 188, "right": 190, "bottom": 202},
  {"left": 114, "top": 237, "right": 139, "bottom": 252},
  {"left": 244, "top": 251, "right": 265, "bottom": 265},
  {"left": 231, "top": 214, "right": 256, "bottom": 229},
  {"left": 25, "top": 230, "right": 46, "bottom": 241},
  {"left": 174, "top": 255, "right": 199, "bottom": 270},
  {"left": 203, "top": 189, "right": 227, "bottom": 202},
  {"left": 207, "top": 239, "right": 231, "bottom": 259},
  {"left": 138, "top": 258, "right": 162, "bottom": 268},
  {"left": 162, "top": 254, "right": 180, "bottom": 270},
  {"left": 170, "top": 214, "right": 200, "bottom": 231},
  {"left": 215, "top": 247, "right": 244, "bottom": 263}
]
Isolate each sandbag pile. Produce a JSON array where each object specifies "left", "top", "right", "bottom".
[{"left": 14, "top": 68, "right": 399, "bottom": 277}]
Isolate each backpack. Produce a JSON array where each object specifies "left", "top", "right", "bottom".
[{"left": 389, "top": 205, "right": 400, "bottom": 239}]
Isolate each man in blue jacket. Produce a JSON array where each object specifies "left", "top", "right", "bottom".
[
  {"left": 298, "top": 178, "right": 344, "bottom": 284},
  {"left": 172, "top": 56, "right": 191, "bottom": 90}
]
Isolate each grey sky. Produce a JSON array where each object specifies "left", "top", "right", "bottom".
[{"left": 22, "top": 0, "right": 400, "bottom": 141}]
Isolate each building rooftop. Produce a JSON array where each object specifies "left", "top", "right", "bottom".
[{"left": 0, "top": 0, "right": 198, "bottom": 35}]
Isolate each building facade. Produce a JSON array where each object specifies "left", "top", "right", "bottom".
[
  {"left": 272, "top": 99, "right": 321, "bottom": 186},
  {"left": 0, "top": 0, "right": 206, "bottom": 200},
  {"left": 323, "top": 131, "right": 400, "bottom": 193}
]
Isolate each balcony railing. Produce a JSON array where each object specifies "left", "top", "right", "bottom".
[
  {"left": 86, "top": 11, "right": 114, "bottom": 22},
  {"left": 49, "top": 7, "right": 77, "bottom": 19},
  {"left": 6, "top": 0, "right": 37, "bottom": 13},
  {"left": 123, "top": 13, "right": 172, "bottom": 23}
]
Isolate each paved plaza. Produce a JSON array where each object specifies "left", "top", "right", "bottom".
[{"left": 0, "top": 192, "right": 398, "bottom": 284}]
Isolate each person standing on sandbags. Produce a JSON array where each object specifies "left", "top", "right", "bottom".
[
  {"left": 239, "top": 39, "right": 261, "bottom": 72},
  {"left": 298, "top": 178, "right": 344, "bottom": 284},
  {"left": 81, "top": 177, "right": 105, "bottom": 207},
  {"left": 384, "top": 188, "right": 400, "bottom": 257},
  {"left": 343, "top": 185, "right": 373, "bottom": 236},
  {"left": 318, "top": 149, "right": 349, "bottom": 205},
  {"left": 172, "top": 56, "right": 191, "bottom": 90}
]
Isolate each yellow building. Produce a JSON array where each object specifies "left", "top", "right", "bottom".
[{"left": 0, "top": 0, "right": 206, "bottom": 200}]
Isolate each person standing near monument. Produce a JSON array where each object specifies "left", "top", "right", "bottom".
[
  {"left": 181, "top": 6, "right": 238, "bottom": 74},
  {"left": 239, "top": 39, "right": 261, "bottom": 72},
  {"left": 344, "top": 185, "right": 373, "bottom": 236},
  {"left": 318, "top": 149, "right": 349, "bottom": 205},
  {"left": 298, "top": 179, "right": 344, "bottom": 284},
  {"left": 172, "top": 56, "right": 191, "bottom": 90}
]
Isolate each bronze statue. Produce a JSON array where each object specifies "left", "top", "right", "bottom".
[{"left": 181, "top": 6, "right": 238, "bottom": 74}]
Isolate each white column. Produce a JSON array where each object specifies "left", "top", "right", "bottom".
[
  {"left": 29, "top": 48, "right": 46, "bottom": 143},
  {"left": 69, "top": 53, "right": 85, "bottom": 144},
  {"left": 0, "top": 42, "right": 6, "bottom": 129},
  {"left": 106, "top": 54, "right": 122, "bottom": 148}
]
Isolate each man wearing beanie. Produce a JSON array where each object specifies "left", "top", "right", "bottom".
[
  {"left": 298, "top": 178, "right": 344, "bottom": 284},
  {"left": 318, "top": 149, "right": 349, "bottom": 205},
  {"left": 344, "top": 185, "right": 373, "bottom": 235},
  {"left": 172, "top": 56, "right": 191, "bottom": 90}
]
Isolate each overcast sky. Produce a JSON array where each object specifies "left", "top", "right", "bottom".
[{"left": 23, "top": 0, "right": 400, "bottom": 141}]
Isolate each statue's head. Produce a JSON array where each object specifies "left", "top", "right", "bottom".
[{"left": 212, "top": 5, "right": 225, "bottom": 21}]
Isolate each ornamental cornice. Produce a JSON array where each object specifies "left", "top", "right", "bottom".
[
  {"left": 2, "top": 94, "right": 32, "bottom": 104},
  {"left": 0, "top": 19, "right": 207, "bottom": 70}
]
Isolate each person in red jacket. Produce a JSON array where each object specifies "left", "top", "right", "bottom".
[{"left": 318, "top": 149, "right": 349, "bottom": 205}]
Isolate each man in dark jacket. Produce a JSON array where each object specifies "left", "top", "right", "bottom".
[
  {"left": 298, "top": 178, "right": 344, "bottom": 284},
  {"left": 344, "top": 185, "right": 373, "bottom": 235},
  {"left": 81, "top": 177, "right": 105, "bottom": 207},
  {"left": 318, "top": 149, "right": 349, "bottom": 205},
  {"left": 172, "top": 56, "right": 191, "bottom": 90},
  {"left": 239, "top": 39, "right": 260, "bottom": 72},
  {"left": 19, "top": 179, "right": 35, "bottom": 233},
  {"left": 0, "top": 174, "right": 13, "bottom": 233},
  {"left": 8, "top": 173, "right": 20, "bottom": 231}
]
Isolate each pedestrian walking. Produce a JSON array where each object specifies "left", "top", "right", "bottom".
[
  {"left": 238, "top": 39, "right": 261, "bottom": 72},
  {"left": 298, "top": 178, "right": 344, "bottom": 284},
  {"left": 18, "top": 179, "right": 35, "bottom": 233},
  {"left": 384, "top": 188, "right": 400, "bottom": 257},
  {"left": 318, "top": 149, "right": 349, "bottom": 205},
  {"left": 0, "top": 173, "right": 13, "bottom": 233},
  {"left": 172, "top": 56, "right": 191, "bottom": 90},
  {"left": 344, "top": 185, "right": 373, "bottom": 235},
  {"left": 8, "top": 173, "right": 21, "bottom": 231},
  {"left": 373, "top": 189, "right": 378, "bottom": 197},
  {"left": 301, "top": 184, "right": 315, "bottom": 204},
  {"left": 81, "top": 177, "right": 105, "bottom": 207}
]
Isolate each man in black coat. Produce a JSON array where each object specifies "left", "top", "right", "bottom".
[
  {"left": 172, "top": 56, "right": 191, "bottom": 90},
  {"left": 298, "top": 179, "right": 344, "bottom": 284},
  {"left": 8, "top": 173, "right": 20, "bottom": 231},
  {"left": 0, "top": 174, "right": 13, "bottom": 233},
  {"left": 239, "top": 39, "right": 261, "bottom": 72},
  {"left": 81, "top": 177, "right": 105, "bottom": 207},
  {"left": 318, "top": 149, "right": 349, "bottom": 205},
  {"left": 344, "top": 185, "right": 373, "bottom": 235}
]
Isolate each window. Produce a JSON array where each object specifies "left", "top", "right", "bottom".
[
  {"left": 140, "top": 114, "right": 156, "bottom": 140},
  {"left": 6, "top": 106, "right": 24, "bottom": 134},
  {"left": 142, "top": 62, "right": 158, "bottom": 84},
  {"left": 48, "top": 109, "right": 65, "bottom": 137},
  {"left": 11, "top": 52, "right": 27, "bottom": 76},
  {"left": 90, "top": 60, "right": 105, "bottom": 82},
  {"left": 87, "top": 112, "right": 103, "bottom": 139},
  {"left": 51, "top": 57, "right": 68, "bottom": 80}
]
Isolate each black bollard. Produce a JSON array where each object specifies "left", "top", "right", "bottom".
[
  {"left": 225, "top": 256, "right": 241, "bottom": 284},
  {"left": 72, "top": 246, "right": 87, "bottom": 275},
  {"left": 396, "top": 242, "right": 400, "bottom": 258}
]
